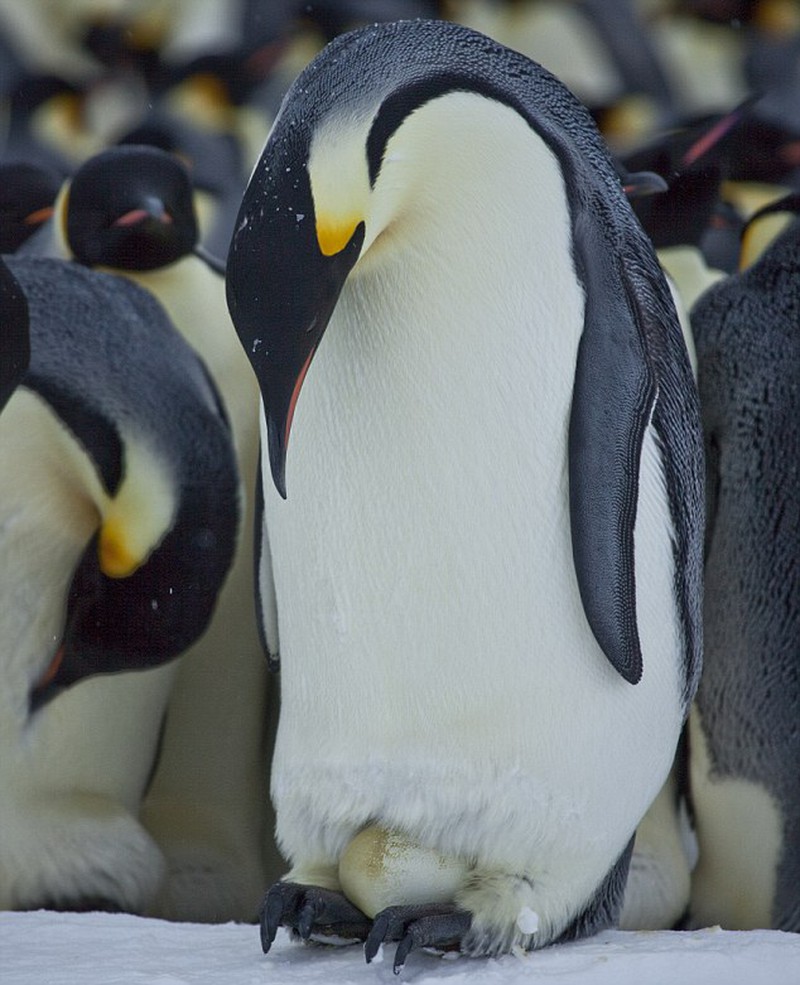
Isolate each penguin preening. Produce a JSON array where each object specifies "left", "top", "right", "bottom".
[
  {"left": 39, "top": 142, "right": 279, "bottom": 922},
  {"left": 0, "top": 255, "right": 239, "bottom": 911},
  {"left": 226, "top": 19, "right": 704, "bottom": 967},
  {"left": 689, "top": 202, "right": 800, "bottom": 932}
]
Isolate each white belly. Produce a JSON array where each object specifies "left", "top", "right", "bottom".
[{"left": 264, "top": 261, "right": 683, "bottom": 904}]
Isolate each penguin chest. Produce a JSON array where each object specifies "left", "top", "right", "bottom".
[{"left": 265, "top": 253, "right": 683, "bottom": 854}]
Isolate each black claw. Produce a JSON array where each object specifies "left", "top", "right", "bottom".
[
  {"left": 258, "top": 881, "right": 372, "bottom": 954},
  {"left": 298, "top": 899, "right": 318, "bottom": 940},
  {"left": 364, "top": 903, "right": 472, "bottom": 973},
  {"left": 260, "top": 881, "right": 299, "bottom": 953},
  {"left": 393, "top": 932, "right": 416, "bottom": 974}
]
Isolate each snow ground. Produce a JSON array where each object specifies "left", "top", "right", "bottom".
[{"left": 2, "top": 911, "right": 799, "bottom": 985}]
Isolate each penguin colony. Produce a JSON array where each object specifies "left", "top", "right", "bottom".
[{"left": 0, "top": 0, "right": 800, "bottom": 971}]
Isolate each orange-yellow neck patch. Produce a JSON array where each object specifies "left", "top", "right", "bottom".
[{"left": 316, "top": 214, "right": 361, "bottom": 256}]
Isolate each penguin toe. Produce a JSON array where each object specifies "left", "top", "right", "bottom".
[
  {"left": 365, "top": 903, "right": 471, "bottom": 974},
  {"left": 259, "top": 881, "right": 371, "bottom": 954}
]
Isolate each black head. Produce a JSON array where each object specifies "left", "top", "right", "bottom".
[
  {"left": 0, "top": 161, "right": 62, "bottom": 253},
  {"left": 66, "top": 144, "right": 199, "bottom": 270},
  {"left": 3, "top": 257, "right": 239, "bottom": 712}
]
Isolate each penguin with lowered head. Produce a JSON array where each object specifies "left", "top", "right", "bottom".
[
  {"left": 36, "top": 142, "right": 276, "bottom": 921},
  {"left": 226, "top": 18, "right": 704, "bottom": 970},
  {"left": 0, "top": 254, "right": 239, "bottom": 912}
]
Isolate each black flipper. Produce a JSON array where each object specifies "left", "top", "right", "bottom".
[{"left": 568, "top": 205, "right": 656, "bottom": 685}]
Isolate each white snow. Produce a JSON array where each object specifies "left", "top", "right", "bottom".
[{"left": 2, "top": 911, "right": 799, "bottom": 985}]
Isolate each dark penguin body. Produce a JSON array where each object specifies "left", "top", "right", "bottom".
[
  {"left": 0, "top": 259, "right": 29, "bottom": 411},
  {"left": 690, "top": 216, "right": 800, "bottom": 931},
  {"left": 226, "top": 19, "right": 703, "bottom": 967},
  {"left": 0, "top": 256, "right": 239, "bottom": 912}
]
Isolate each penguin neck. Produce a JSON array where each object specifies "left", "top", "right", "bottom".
[
  {"left": 351, "top": 91, "right": 579, "bottom": 342},
  {"left": 332, "top": 91, "right": 585, "bottom": 416}
]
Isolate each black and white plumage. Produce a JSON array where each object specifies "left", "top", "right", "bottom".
[
  {"left": 689, "top": 209, "right": 800, "bottom": 932},
  {"left": 226, "top": 19, "right": 704, "bottom": 966},
  {"left": 0, "top": 255, "right": 239, "bottom": 912},
  {"left": 36, "top": 142, "right": 278, "bottom": 922}
]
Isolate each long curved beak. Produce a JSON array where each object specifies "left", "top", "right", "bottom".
[{"left": 226, "top": 162, "right": 364, "bottom": 498}]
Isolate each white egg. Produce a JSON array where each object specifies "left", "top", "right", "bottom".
[{"left": 338, "top": 825, "right": 470, "bottom": 918}]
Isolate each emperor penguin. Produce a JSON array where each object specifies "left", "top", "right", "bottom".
[
  {"left": 0, "top": 254, "right": 239, "bottom": 913},
  {"left": 40, "top": 143, "right": 277, "bottom": 921},
  {"left": 689, "top": 200, "right": 800, "bottom": 932},
  {"left": 620, "top": 103, "right": 756, "bottom": 375},
  {"left": 225, "top": 18, "right": 704, "bottom": 968}
]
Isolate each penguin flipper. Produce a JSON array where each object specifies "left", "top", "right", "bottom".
[{"left": 568, "top": 219, "right": 657, "bottom": 686}]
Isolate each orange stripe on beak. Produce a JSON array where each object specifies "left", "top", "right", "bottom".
[
  {"left": 35, "top": 645, "right": 64, "bottom": 691},
  {"left": 285, "top": 347, "right": 316, "bottom": 450},
  {"left": 24, "top": 206, "right": 54, "bottom": 226}
]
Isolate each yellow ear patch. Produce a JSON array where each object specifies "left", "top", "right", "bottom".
[
  {"left": 739, "top": 210, "right": 793, "bottom": 271},
  {"left": 316, "top": 214, "right": 361, "bottom": 256},
  {"left": 99, "top": 518, "right": 144, "bottom": 579},
  {"left": 96, "top": 439, "right": 175, "bottom": 580}
]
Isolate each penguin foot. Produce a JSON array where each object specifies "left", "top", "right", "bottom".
[
  {"left": 260, "top": 881, "right": 372, "bottom": 953},
  {"left": 365, "top": 903, "right": 471, "bottom": 974}
]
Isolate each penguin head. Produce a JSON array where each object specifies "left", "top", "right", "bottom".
[
  {"left": 4, "top": 257, "right": 239, "bottom": 712},
  {"left": 620, "top": 98, "right": 754, "bottom": 252},
  {"left": 0, "top": 258, "right": 29, "bottom": 412},
  {"left": 0, "top": 161, "right": 61, "bottom": 254},
  {"left": 226, "top": 18, "right": 625, "bottom": 498},
  {"left": 737, "top": 190, "right": 800, "bottom": 270},
  {"left": 62, "top": 144, "right": 199, "bottom": 270}
]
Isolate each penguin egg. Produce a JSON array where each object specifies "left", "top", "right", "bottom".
[{"left": 338, "top": 825, "right": 470, "bottom": 918}]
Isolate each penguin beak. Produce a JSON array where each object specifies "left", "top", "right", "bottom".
[
  {"left": 226, "top": 168, "right": 365, "bottom": 499},
  {"left": 23, "top": 205, "right": 55, "bottom": 227},
  {"left": 29, "top": 646, "right": 65, "bottom": 713},
  {"left": 622, "top": 170, "right": 668, "bottom": 199},
  {"left": 112, "top": 195, "right": 173, "bottom": 228}
]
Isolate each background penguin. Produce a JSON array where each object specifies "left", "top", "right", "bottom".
[
  {"left": 37, "top": 143, "right": 279, "bottom": 922},
  {"left": 736, "top": 189, "right": 800, "bottom": 270},
  {"left": 0, "top": 160, "right": 61, "bottom": 254},
  {"left": 226, "top": 18, "right": 704, "bottom": 969},
  {"left": 620, "top": 100, "right": 756, "bottom": 375},
  {"left": 689, "top": 200, "right": 800, "bottom": 932},
  {"left": 0, "top": 254, "right": 238, "bottom": 913},
  {"left": 117, "top": 111, "right": 251, "bottom": 263}
]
